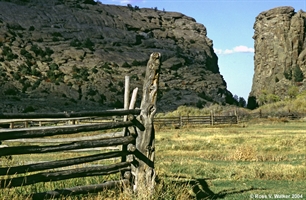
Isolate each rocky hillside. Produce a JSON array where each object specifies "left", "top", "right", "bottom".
[
  {"left": 0, "top": 0, "right": 234, "bottom": 113},
  {"left": 249, "top": 6, "right": 306, "bottom": 108}
]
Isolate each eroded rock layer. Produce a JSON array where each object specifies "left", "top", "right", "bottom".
[
  {"left": 249, "top": 6, "right": 306, "bottom": 107},
  {"left": 0, "top": 0, "right": 233, "bottom": 112}
]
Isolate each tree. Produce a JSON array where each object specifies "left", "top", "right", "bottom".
[
  {"left": 247, "top": 96, "right": 258, "bottom": 110},
  {"left": 293, "top": 65, "right": 304, "bottom": 82},
  {"left": 238, "top": 97, "right": 246, "bottom": 107},
  {"left": 233, "top": 95, "right": 239, "bottom": 102},
  {"left": 83, "top": 0, "right": 97, "bottom": 5}
]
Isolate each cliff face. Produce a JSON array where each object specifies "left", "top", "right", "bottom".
[
  {"left": 249, "top": 6, "right": 306, "bottom": 107},
  {"left": 0, "top": 0, "right": 233, "bottom": 113}
]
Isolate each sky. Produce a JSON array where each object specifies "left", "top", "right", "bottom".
[{"left": 97, "top": 0, "right": 306, "bottom": 100}]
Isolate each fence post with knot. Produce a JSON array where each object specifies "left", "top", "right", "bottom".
[{"left": 132, "top": 52, "right": 161, "bottom": 196}]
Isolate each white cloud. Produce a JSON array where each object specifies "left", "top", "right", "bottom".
[
  {"left": 119, "top": 0, "right": 131, "bottom": 3},
  {"left": 109, "top": 0, "right": 144, "bottom": 4},
  {"left": 214, "top": 45, "right": 254, "bottom": 55}
]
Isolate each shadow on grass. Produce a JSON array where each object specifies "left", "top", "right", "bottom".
[{"left": 159, "top": 175, "right": 265, "bottom": 199}]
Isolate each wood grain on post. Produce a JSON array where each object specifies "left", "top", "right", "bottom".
[
  {"left": 121, "top": 75, "right": 130, "bottom": 179},
  {"left": 132, "top": 52, "right": 161, "bottom": 195}
]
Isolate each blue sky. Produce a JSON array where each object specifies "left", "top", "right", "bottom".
[{"left": 98, "top": 0, "right": 306, "bottom": 100}]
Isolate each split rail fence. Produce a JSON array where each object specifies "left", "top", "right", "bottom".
[{"left": 0, "top": 52, "right": 162, "bottom": 199}]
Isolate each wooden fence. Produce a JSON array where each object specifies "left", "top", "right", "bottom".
[
  {"left": 0, "top": 52, "right": 162, "bottom": 199},
  {"left": 154, "top": 114, "right": 238, "bottom": 127}
]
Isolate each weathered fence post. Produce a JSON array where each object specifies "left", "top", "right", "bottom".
[
  {"left": 179, "top": 114, "right": 183, "bottom": 127},
  {"left": 121, "top": 76, "right": 130, "bottom": 180},
  {"left": 210, "top": 111, "right": 214, "bottom": 126},
  {"left": 235, "top": 109, "right": 239, "bottom": 124},
  {"left": 132, "top": 52, "right": 161, "bottom": 195}
]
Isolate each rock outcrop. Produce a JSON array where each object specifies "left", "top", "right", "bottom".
[
  {"left": 0, "top": 0, "right": 234, "bottom": 113},
  {"left": 249, "top": 6, "right": 306, "bottom": 108}
]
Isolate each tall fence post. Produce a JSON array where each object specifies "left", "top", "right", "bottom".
[
  {"left": 132, "top": 52, "right": 161, "bottom": 195},
  {"left": 121, "top": 76, "right": 130, "bottom": 180}
]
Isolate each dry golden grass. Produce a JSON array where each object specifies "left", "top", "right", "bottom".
[{"left": 1, "top": 119, "right": 306, "bottom": 199}]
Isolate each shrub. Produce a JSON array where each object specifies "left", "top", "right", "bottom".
[
  {"left": 4, "top": 88, "right": 17, "bottom": 95},
  {"left": 12, "top": 72, "right": 21, "bottom": 80},
  {"left": 131, "top": 59, "right": 142, "bottom": 66},
  {"left": 110, "top": 99, "right": 123, "bottom": 108},
  {"left": 45, "top": 47, "right": 54, "bottom": 56},
  {"left": 7, "top": 23, "right": 25, "bottom": 30},
  {"left": 51, "top": 32, "right": 62, "bottom": 37},
  {"left": 49, "top": 63, "right": 59, "bottom": 71},
  {"left": 198, "top": 92, "right": 213, "bottom": 101},
  {"left": 121, "top": 61, "right": 131, "bottom": 68},
  {"left": 70, "top": 39, "right": 82, "bottom": 48},
  {"left": 52, "top": 37, "right": 60, "bottom": 42},
  {"left": 22, "top": 106, "right": 35, "bottom": 113},
  {"left": 31, "top": 67, "right": 41, "bottom": 76},
  {"left": 30, "top": 44, "right": 45, "bottom": 57},
  {"left": 284, "top": 68, "right": 292, "bottom": 80},
  {"left": 20, "top": 48, "right": 33, "bottom": 59},
  {"left": 2, "top": 46, "right": 18, "bottom": 61},
  {"left": 131, "top": 74, "right": 139, "bottom": 81},
  {"left": 47, "top": 64, "right": 64, "bottom": 83},
  {"left": 266, "top": 94, "right": 280, "bottom": 104},
  {"left": 72, "top": 66, "right": 89, "bottom": 81},
  {"left": 257, "top": 90, "right": 268, "bottom": 106},
  {"left": 29, "top": 26, "right": 35, "bottom": 31},
  {"left": 288, "top": 86, "right": 299, "bottom": 99},
  {"left": 6, "top": 52, "right": 18, "bottom": 61},
  {"left": 196, "top": 100, "right": 205, "bottom": 109},
  {"left": 32, "top": 79, "right": 41, "bottom": 90},
  {"left": 83, "top": 38, "right": 94, "bottom": 50},
  {"left": 91, "top": 67, "right": 98, "bottom": 74},
  {"left": 87, "top": 88, "right": 97, "bottom": 96},
  {"left": 99, "top": 94, "right": 106, "bottom": 104},
  {"left": 22, "top": 80, "right": 31, "bottom": 93},
  {"left": 19, "top": 64, "right": 30, "bottom": 75}
]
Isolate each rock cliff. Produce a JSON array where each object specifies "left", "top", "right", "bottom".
[
  {"left": 0, "top": 0, "right": 233, "bottom": 113},
  {"left": 249, "top": 6, "right": 306, "bottom": 108}
]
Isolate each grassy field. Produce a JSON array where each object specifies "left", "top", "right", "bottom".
[
  {"left": 1, "top": 118, "right": 306, "bottom": 199},
  {"left": 154, "top": 119, "right": 306, "bottom": 199}
]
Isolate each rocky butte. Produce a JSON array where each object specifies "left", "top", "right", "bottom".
[
  {"left": 249, "top": 6, "right": 306, "bottom": 108},
  {"left": 0, "top": 0, "right": 234, "bottom": 113}
]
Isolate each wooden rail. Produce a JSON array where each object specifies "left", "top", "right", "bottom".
[
  {"left": 0, "top": 52, "right": 161, "bottom": 199},
  {"left": 0, "top": 111, "right": 139, "bottom": 198},
  {"left": 154, "top": 114, "right": 238, "bottom": 127}
]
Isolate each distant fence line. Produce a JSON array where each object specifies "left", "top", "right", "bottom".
[
  {"left": 236, "top": 110, "right": 306, "bottom": 122},
  {"left": 154, "top": 114, "right": 238, "bottom": 127},
  {"left": 2, "top": 110, "right": 305, "bottom": 130}
]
